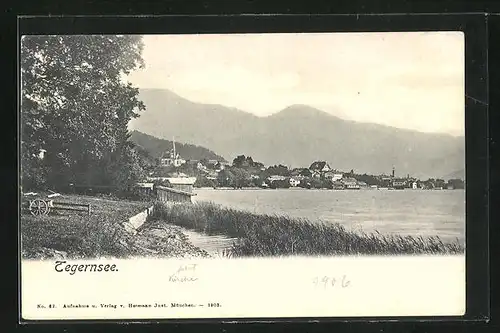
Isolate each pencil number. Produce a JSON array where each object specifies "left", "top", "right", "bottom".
[{"left": 313, "top": 275, "right": 351, "bottom": 288}]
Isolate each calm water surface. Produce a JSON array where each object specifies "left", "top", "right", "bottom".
[{"left": 193, "top": 188, "right": 465, "bottom": 244}]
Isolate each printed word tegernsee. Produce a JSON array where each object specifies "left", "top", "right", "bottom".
[{"left": 54, "top": 261, "right": 118, "bottom": 275}]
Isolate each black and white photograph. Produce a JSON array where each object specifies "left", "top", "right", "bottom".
[{"left": 19, "top": 31, "right": 467, "bottom": 320}]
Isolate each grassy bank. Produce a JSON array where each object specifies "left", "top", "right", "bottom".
[
  {"left": 151, "top": 201, "right": 464, "bottom": 256},
  {"left": 21, "top": 194, "right": 153, "bottom": 259}
]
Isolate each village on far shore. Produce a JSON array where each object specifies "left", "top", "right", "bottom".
[{"left": 138, "top": 141, "right": 465, "bottom": 192}]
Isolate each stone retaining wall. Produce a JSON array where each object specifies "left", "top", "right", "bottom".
[{"left": 123, "top": 205, "right": 154, "bottom": 234}]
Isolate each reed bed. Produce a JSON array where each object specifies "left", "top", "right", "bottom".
[{"left": 151, "top": 201, "right": 464, "bottom": 257}]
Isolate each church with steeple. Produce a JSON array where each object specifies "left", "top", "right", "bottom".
[{"left": 159, "top": 138, "right": 186, "bottom": 167}]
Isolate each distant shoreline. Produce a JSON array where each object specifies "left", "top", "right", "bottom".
[{"left": 193, "top": 186, "right": 463, "bottom": 191}]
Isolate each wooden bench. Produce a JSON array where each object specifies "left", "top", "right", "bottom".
[{"left": 51, "top": 201, "right": 92, "bottom": 216}]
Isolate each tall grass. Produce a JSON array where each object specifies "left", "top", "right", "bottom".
[
  {"left": 151, "top": 201, "right": 464, "bottom": 257},
  {"left": 21, "top": 213, "right": 139, "bottom": 259}
]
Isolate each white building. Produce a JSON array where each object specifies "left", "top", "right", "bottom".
[
  {"left": 267, "top": 175, "right": 287, "bottom": 182},
  {"left": 197, "top": 162, "right": 208, "bottom": 172},
  {"left": 160, "top": 153, "right": 186, "bottom": 167},
  {"left": 331, "top": 173, "right": 343, "bottom": 181},
  {"left": 289, "top": 177, "right": 301, "bottom": 187},
  {"left": 215, "top": 162, "right": 230, "bottom": 171}
]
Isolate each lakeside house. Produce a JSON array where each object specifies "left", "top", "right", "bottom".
[
  {"left": 214, "top": 162, "right": 227, "bottom": 171},
  {"left": 196, "top": 162, "right": 208, "bottom": 172},
  {"left": 184, "top": 159, "right": 228, "bottom": 174},
  {"left": 357, "top": 181, "right": 368, "bottom": 188},
  {"left": 324, "top": 171, "right": 343, "bottom": 181},
  {"left": 296, "top": 175, "right": 309, "bottom": 180},
  {"left": 309, "top": 161, "right": 332, "bottom": 173},
  {"left": 206, "top": 170, "right": 219, "bottom": 179},
  {"left": 267, "top": 175, "right": 287, "bottom": 182},
  {"left": 291, "top": 168, "right": 313, "bottom": 177},
  {"left": 197, "top": 159, "right": 221, "bottom": 170},
  {"left": 289, "top": 177, "right": 301, "bottom": 187},
  {"left": 342, "top": 177, "right": 360, "bottom": 190},
  {"left": 392, "top": 179, "right": 407, "bottom": 189}
]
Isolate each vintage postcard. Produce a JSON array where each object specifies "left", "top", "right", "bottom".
[{"left": 20, "top": 32, "right": 466, "bottom": 321}]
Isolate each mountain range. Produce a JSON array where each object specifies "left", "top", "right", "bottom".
[{"left": 128, "top": 88, "right": 465, "bottom": 180}]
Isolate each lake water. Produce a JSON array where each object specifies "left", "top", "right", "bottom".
[{"left": 193, "top": 188, "right": 465, "bottom": 244}]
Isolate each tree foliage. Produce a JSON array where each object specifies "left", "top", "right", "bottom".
[
  {"left": 232, "top": 155, "right": 252, "bottom": 168},
  {"left": 268, "top": 179, "right": 290, "bottom": 189},
  {"left": 217, "top": 169, "right": 234, "bottom": 187},
  {"left": 447, "top": 178, "right": 465, "bottom": 189},
  {"left": 231, "top": 168, "right": 251, "bottom": 188},
  {"left": 297, "top": 168, "right": 312, "bottom": 177},
  {"left": 21, "top": 35, "right": 145, "bottom": 191},
  {"left": 216, "top": 167, "right": 251, "bottom": 188},
  {"left": 194, "top": 176, "right": 217, "bottom": 188},
  {"left": 263, "top": 164, "right": 290, "bottom": 177},
  {"left": 353, "top": 173, "right": 382, "bottom": 186}
]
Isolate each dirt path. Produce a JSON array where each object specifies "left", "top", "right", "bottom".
[
  {"left": 136, "top": 219, "right": 240, "bottom": 259},
  {"left": 21, "top": 216, "right": 212, "bottom": 260},
  {"left": 133, "top": 223, "right": 210, "bottom": 259}
]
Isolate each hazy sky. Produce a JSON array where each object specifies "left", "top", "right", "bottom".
[{"left": 127, "top": 32, "right": 465, "bottom": 136}]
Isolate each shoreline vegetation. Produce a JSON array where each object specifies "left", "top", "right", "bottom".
[
  {"left": 21, "top": 193, "right": 464, "bottom": 260},
  {"left": 150, "top": 201, "right": 465, "bottom": 257}
]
